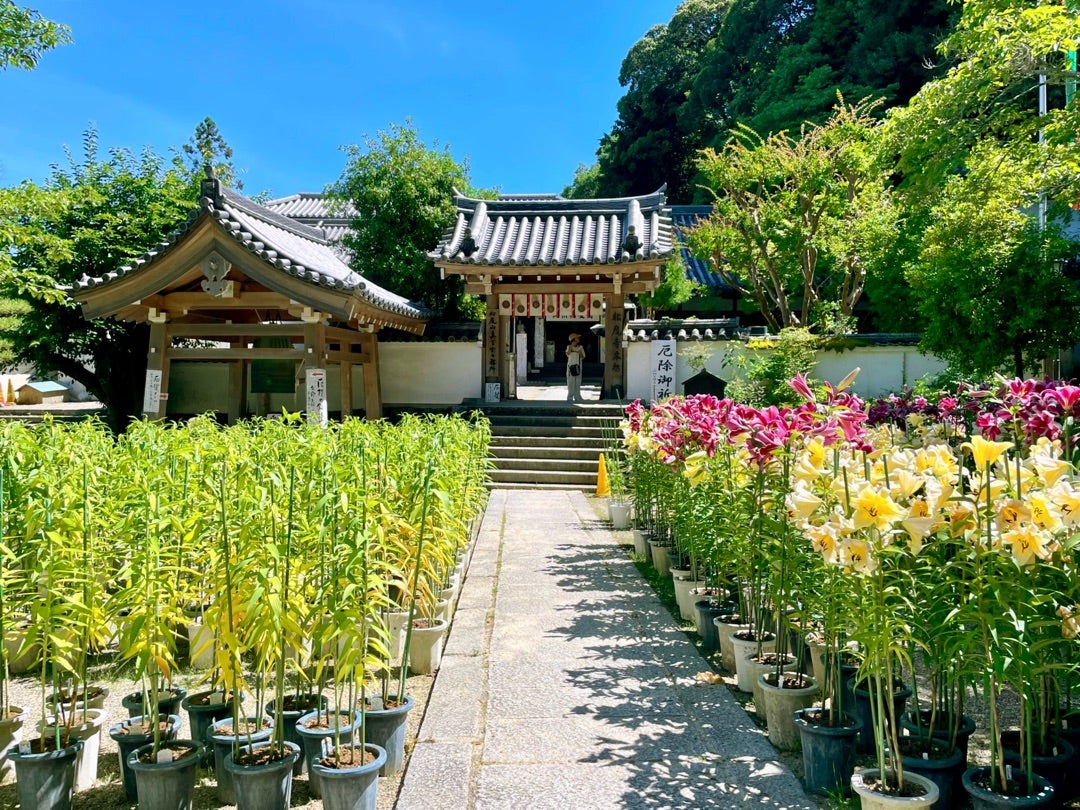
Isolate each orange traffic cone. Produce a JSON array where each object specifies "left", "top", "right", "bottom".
[{"left": 596, "top": 454, "right": 610, "bottom": 497}]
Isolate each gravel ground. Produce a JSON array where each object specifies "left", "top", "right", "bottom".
[{"left": 0, "top": 660, "right": 434, "bottom": 810}]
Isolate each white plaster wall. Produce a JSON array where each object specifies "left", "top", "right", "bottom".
[
  {"left": 378, "top": 342, "right": 481, "bottom": 405},
  {"left": 626, "top": 340, "right": 946, "bottom": 402},
  {"left": 164, "top": 342, "right": 481, "bottom": 416}
]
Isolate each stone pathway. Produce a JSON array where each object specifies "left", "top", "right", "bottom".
[{"left": 396, "top": 489, "right": 816, "bottom": 810}]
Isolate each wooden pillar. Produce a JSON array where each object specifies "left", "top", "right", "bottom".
[
  {"left": 603, "top": 292, "right": 627, "bottom": 400},
  {"left": 340, "top": 360, "right": 353, "bottom": 419},
  {"left": 361, "top": 332, "right": 382, "bottom": 419},
  {"left": 142, "top": 312, "right": 169, "bottom": 420},
  {"left": 227, "top": 361, "right": 243, "bottom": 424},
  {"left": 497, "top": 313, "right": 510, "bottom": 398}
]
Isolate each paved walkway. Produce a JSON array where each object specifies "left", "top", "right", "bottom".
[{"left": 396, "top": 489, "right": 816, "bottom": 810}]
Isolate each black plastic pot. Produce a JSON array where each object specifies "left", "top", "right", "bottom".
[{"left": 792, "top": 708, "right": 861, "bottom": 796}]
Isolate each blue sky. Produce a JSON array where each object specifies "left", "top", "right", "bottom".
[{"left": 0, "top": 1, "right": 682, "bottom": 200}]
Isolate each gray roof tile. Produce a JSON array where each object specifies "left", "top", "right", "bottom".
[
  {"left": 72, "top": 184, "right": 428, "bottom": 323},
  {"left": 263, "top": 192, "right": 355, "bottom": 243},
  {"left": 431, "top": 189, "right": 675, "bottom": 267}
]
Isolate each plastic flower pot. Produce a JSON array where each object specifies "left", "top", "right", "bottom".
[
  {"left": 208, "top": 715, "right": 274, "bottom": 804},
  {"left": 127, "top": 739, "right": 202, "bottom": 810},
  {"left": 264, "top": 692, "right": 327, "bottom": 775},
  {"left": 364, "top": 694, "right": 414, "bottom": 775},
  {"left": 793, "top": 708, "right": 862, "bottom": 796},
  {"left": 109, "top": 713, "right": 181, "bottom": 801},
  {"left": 0, "top": 705, "right": 27, "bottom": 781},
  {"left": 850, "top": 767, "right": 939, "bottom": 808},
  {"left": 311, "top": 743, "right": 387, "bottom": 810},
  {"left": 295, "top": 708, "right": 362, "bottom": 799},
  {"left": 224, "top": 740, "right": 301, "bottom": 810},
  {"left": 121, "top": 686, "right": 187, "bottom": 718},
  {"left": 39, "top": 707, "right": 106, "bottom": 792},
  {"left": 9, "top": 737, "right": 83, "bottom": 810}
]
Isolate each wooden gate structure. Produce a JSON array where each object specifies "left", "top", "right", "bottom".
[
  {"left": 69, "top": 170, "right": 429, "bottom": 422},
  {"left": 429, "top": 189, "right": 674, "bottom": 399}
]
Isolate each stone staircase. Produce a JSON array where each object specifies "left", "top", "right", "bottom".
[{"left": 471, "top": 402, "right": 626, "bottom": 490}]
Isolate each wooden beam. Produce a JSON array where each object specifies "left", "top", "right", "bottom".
[
  {"left": 168, "top": 347, "right": 305, "bottom": 361},
  {"left": 168, "top": 323, "right": 305, "bottom": 338},
  {"left": 146, "top": 291, "right": 294, "bottom": 312},
  {"left": 463, "top": 281, "right": 654, "bottom": 295},
  {"left": 325, "top": 349, "right": 370, "bottom": 365}
]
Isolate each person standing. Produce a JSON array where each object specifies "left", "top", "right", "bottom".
[{"left": 565, "top": 333, "right": 586, "bottom": 403}]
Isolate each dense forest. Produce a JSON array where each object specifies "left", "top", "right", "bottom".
[{"left": 567, "top": 0, "right": 959, "bottom": 203}]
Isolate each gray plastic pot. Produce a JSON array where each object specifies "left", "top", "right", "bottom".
[
  {"left": 208, "top": 715, "right": 273, "bottom": 804},
  {"left": 224, "top": 740, "right": 300, "bottom": 810},
  {"left": 295, "top": 709, "right": 362, "bottom": 799},
  {"left": 311, "top": 743, "right": 387, "bottom": 810},
  {"left": 9, "top": 737, "right": 82, "bottom": 810},
  {"left": 109, "top": 713, "right": 181, "bottom": 800},
  {"left": 364, "top": 694, "right": 414, "bottom": 775},
  {"left": 127, "top": 739, "right": 202, "bottom": 810}
]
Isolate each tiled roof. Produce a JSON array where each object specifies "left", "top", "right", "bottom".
[
  {"left": 431, "top": 189, "right": 674, "bottom": 267},
  {"left": 669, "top": 205, "right": 736, "bottom": 294},
  {"left": 71, "top": 180, "right": 428, "bottom": 323},
  {"left": 263, "top": 192, "right": 355, "bottom": 243},
  {"left": 624, "top": 318, "right": 741, "bottom": 342}
]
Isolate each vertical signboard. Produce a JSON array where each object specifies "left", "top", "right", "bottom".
[
  {"left": 142, "top": 369, "right": 162, "bottom": 416},
  {"left": 306, "top": 368, "right": 327, "bottom": 426},
  {"left": 651, "top": 339, "right": 676, "bottom": 402},
  {"left": 484, "top": 308, "right": 499, "bottom": 380}
]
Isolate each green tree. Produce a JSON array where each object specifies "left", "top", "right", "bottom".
[
  {"left": 886, "top": 0, "right": 1080, "bottom": 202},
  {"left": 636, "top": 255, "right": 703, "bottom": 317},
  {"left": 0, "top": 0, "right": 69, "bottom": 71},
  {"left": 0, "top": 130, "right": 197, "bottom": 430},
  {"left": 180, "top": 116, "right": 243, "bottom": 190},
  {"left": 331, "top": 120, "right": 489, "bottom": 319},
  {"left": 690, "top": 98, "right": 898, "bottom": 331},
  {"left": 909, "top": 143, "right": 1080, "bottom": 378},
  {"left": 562, "top": 162, "right": 603, "bottom": 199},
  {"left": 708, "top": 0, "right": 956, "bottom": 139},
  {"left": 595, "top": 0, "right": 731, "bottom": 202}
]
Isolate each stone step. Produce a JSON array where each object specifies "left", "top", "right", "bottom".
[
  {"left": 486, "top": 468, "right": 597, "bottom": 487},
  {"left": 490, "top": 456, "right": 599, "bottom": 473},
  {"left": 487, "top": 435, "right": 608, "bottom": 450},
  {"left": 489, "top": 445, "right": 602, "bottom": 461},
  {"left": 483, "top": 481, "right": 592, "bottom": 491},
  {"left": 488, "top": 425, "right": 611, "bottom": 440}
]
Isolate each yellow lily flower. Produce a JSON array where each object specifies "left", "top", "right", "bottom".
[
  {"left": 995, "top": 498, "right": 1031, "bottom": 533},
  {"left": 683, "top": 450, "right": 711, "bottom": 487},
  {"left": 837, "top": 537, "right": 877, "bottom": 575},
  {"left": 794, "top": 438, "right": 828, "bottom": 483},
  {"left": 851, "top": 485, "right": 905, "bottom": 532},
  {"left": 786, "top": 480, "right": 823, "bottom": 520},
  {"left": 1000, "top": 523, "right": 1053, "bottom": 566},
  {"left": 1048, "top": 481, "right": 1080, "bottom": 527},
  {"left": 962, "top": 435, "right": 1014, "bottom": 470},
  {"left": 1057, "top": 605, "right": 1080, "bottom": 640},
  {"left": 1025, "top": 491, "right": 1063, "bottom": 533},
  {"left": 901, "top": 509, "right": 938, "bottom": 555},
  {"left": 889, "top": 468, "right": 926, "bottom": 500}
]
